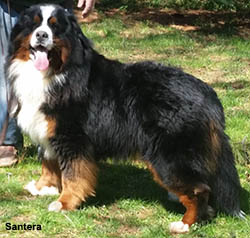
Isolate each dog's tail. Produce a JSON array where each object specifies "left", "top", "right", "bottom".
[{"left": 209, "top": 123, "right": 244, "bottom": 218}]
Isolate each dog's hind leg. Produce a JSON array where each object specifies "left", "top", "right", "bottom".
[
  {"left": 24, "top": 158, "right": 62, "bottom": 196},
  {"left": 48, "top": 158, "right": 98, "bottom": 211},
  {"left": 147, "top": 162, "right": 214, "bottom": 234},
  {"left": 169, "top": 184, "right": 213, "bottom": 234}
]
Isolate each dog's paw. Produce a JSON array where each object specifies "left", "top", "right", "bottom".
[
  {"left": 48, "top": 201, "right": 63, "bottom": 212},
  {"left": 24, "top": 180, "right": 59, "bottom": 196},
  {"left": 24, "top": 180, "right": 40, "bottom": 195},
  {"left": 38, "top": 186, "right": 59, "bottom": 195},
  {"left": 169, "top": 221, "right": 189, "bottom": 234}
]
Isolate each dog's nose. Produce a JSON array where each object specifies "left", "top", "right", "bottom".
[{"left": 36, "top": 31, "right": 49, "bottom": 41}]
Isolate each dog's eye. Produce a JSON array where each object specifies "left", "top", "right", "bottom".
[
  {"left": 49, "top": 17, "right": 69, "bottom": 35},
  {"left": 34, "top": 15, "right": 42, "bottom": 25},
  {"left": 48, "top": 16, "right": 57, "bottom": 26},
  {"left": 48, "top": 16, "right": 62, "bottom": 29}
]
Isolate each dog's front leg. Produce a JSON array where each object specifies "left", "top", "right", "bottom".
[
  {"left": 24, "top": 157, "right": 62, "bottom": 196},
  {"left": 48, "top": 157, "right": 98, "bottom": 211}
]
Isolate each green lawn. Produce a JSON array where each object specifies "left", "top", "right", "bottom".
[{"left": 0, "top": 7, "right": 250, "bottom": 238}]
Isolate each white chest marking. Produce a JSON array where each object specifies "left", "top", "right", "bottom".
[{"left": 9, "top": 59, "right": 53, "bottom": 156}]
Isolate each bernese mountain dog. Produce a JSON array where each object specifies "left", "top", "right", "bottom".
[{"left": 5, "top": 4, "right": 244, "bottom": 234}]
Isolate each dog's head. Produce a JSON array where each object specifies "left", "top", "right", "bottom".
[{"left": 8, "top": 4, "right": 91, "bottom": 73}]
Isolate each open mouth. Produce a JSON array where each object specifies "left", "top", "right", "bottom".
[{"left": 30, "top": 45, "right": 50, "bottom": 71}]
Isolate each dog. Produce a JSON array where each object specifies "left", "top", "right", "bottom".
[{"left": 5, "top": 4, "right": 244, "bottom": 234}]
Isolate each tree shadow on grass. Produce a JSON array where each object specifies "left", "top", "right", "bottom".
[
  {"left": 136, "top": 10, "right": 249, "bottom": 35},
  {"left": 85, "top": 162, "right": 185, "bottom": 215},
  {"left": 101, "top": 8, "right": 250, "bottom": 40}
]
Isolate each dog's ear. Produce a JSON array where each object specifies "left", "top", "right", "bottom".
[{"left": 66, "top": 12, "right": 93, "bottom": 49}]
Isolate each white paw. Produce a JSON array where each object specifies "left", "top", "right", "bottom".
[
  {"left": 48, "top": 201, "right": 63, "bottom": 212},
  {"left": 38, "top": 186, "right": 59, "bottom": 196},
  {"left": 24, "top": 180, "right": 59, "bottom": 196},
  {"left": 169, "top": 221, "right": 189, "bottom": 234},
  {"left": 24, "top": 180, "right": 40, "bottom": 195}
]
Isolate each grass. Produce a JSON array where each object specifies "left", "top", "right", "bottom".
[{"left": 1, "top": 6, "right": 250, "bottom": 238}]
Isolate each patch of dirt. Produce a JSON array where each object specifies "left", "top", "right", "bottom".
[
  {"left": 189, "top": 68, "right": 226, "bottom": 84},
  {"left": 116, "top": 225, "right": 139, "bottom": 236},
  {"left": 74, "top": 9, "right": 99, "bottom": 23},
  {"left": 120, "top": 21, "right": 171, "bottom": 39},
  {"left": 136, "top": 207, "right": 154, "bottom": 219},
  {"left": 12, "top": 214, "right": 36, "bottom": 223}
]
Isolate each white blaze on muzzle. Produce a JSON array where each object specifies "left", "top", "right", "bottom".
[{"left": 30, "top": 5, "right": 55, "bottom": 71}]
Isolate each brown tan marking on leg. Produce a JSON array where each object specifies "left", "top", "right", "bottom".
[
  {"left": 36, "top": 159, "right": 62, "bottom": 191},
  {"left": 146, "top": 162, "right": 168, "bottom": 190},
  {"left": 168, "top": 191, "right": 197, "bottom": 234},
  {"left": 33, "top": 116, "right": 59, "bottom": 191},
  {"left": 170, "top": 183, "right": 212, "bottom": 233},
  {"left": 146, "top": 162, "right": 209, "bottom": 233},
  {"left": 48, "top": 158, "right": 98, "bottom": 211},
  {"left": 147, "top": 162, "right": 197, "bottom": 223},
  {"left": 24, "top": 158, "right": 62, "bottom": 196},
  {"left": 178, "top": 194, "right": 198, "bottom": 226},
  {"left": 26, "top": 117, "right": 59, "bottom": 194}
]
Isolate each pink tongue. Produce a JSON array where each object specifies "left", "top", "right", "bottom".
[{"left": 34, "top": 50, "right": 49, "bottom": 71}]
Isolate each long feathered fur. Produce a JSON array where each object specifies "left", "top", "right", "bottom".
[{"left": 5, "top": 4, "right": 244, "bottom": 233}]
